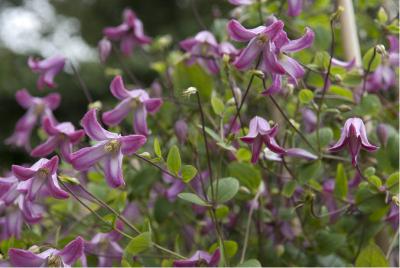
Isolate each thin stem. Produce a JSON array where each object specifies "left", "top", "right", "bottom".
[
  {"left": 321, "top": 154, "right": 351, "bottom": 162},
  {"left": 361, "top": 47, "right": 377, "bottom": 98},
  {"left": 257, "top": 0, "right": 263, "bottom": 23},
  {"left": 70, "top": 63, "right": 93, "bottom": 103},
  {"left": 153, "top": 244, "right": 185, "bottom": 260},
  {"left": 316, "top": 18, "right": 335, "bottom": 153},
  {"left": 112, "top": 46, "right": 142, "bottom": 86},
  {"left": 191, "top": 0, "right": 207, "bottom": 30},
  {"left": 386, "top": 228, "right": 399, "bottom": 259}
]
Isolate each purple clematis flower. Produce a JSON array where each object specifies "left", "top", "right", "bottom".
[
  {"left": 228, "top": 0, "right": 254, "bottom": 5},
  {"left": 180, "top": 31, "right": 221, "bottom": 74},
  {"left": 6, "top": 89, "right": 60, "bottom": 151},
  {"left": 173, "top": 249, "right": 220, "bottom": 267},
  {"left": 9, "top": 236, "right": 84, "bottom": 267},
  {"left": 240, "top": 116, "right": 285, "bottom": 163},
  {"left": 71, "top": 109, "right": 147, "bottom": 188},
  {"left": 28, "top": 56, "right": 65, "bottom": 90},
  {"left": 31, "top": 117, "right": 85, "bottom": 163},
  {"left": 175, "top": 119, "right": 188, "bottom": 144},
  {"left": 84, "top": 221, "right": 124, "bottom": 267},
  {"left": 103, "top": 8, "right": 151, "bottom": 56},
  {"left": 329, "top": 118, "right": 378, "bottom": 166},
  {"left": 102, "top": 76, "right": 163, "bottom": 136},
  {"left": 287, "top": 0, "right": 303, "bottom": 17},
  {"left": 12, "top": 155, "right": 69, "bottom": 201},
  {"left": 98, "top": 38, "right": 112, "bottom": 63}
]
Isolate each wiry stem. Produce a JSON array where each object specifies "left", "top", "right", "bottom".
[
  {"left": 360, "top": 47, "right": 377, "bottom": 98},
  {"left": 70, "top": 62, "right": 93, "bottom": 103}
]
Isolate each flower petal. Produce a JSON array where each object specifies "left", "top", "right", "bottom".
[
  {"left": 233, "top": 37, "right": 263, "bottom": 70},
  {"left": 43, "top": 93, "right": 61, "bottom": 110},
  {"left": 31, "top": 136, "right": 59, "bottom": 158},
  {"left": 110, "top": 75, "right": 130, "bottom": 100},
  {"left": 280, "top": 27, "right": 314, "bottom": 53},
  {"left": 71, "top": 142, "right": 107, "bottom": 171},
  {"left": 81, "top": 109, "right": 118, "bottom": 141},
  {"left": 144, "top": 98, "right": 163, "bottom": 113},
  {"left": 103, "top": 152, "right": 125, "bottom": 188},
  {"left": 251, "top": 136, "right": 263, "bottom": 163},
  {"left": 279, "top": 55, "right": 305, "bottom": 79},
  {"left": 15, "top": 89, "right": 34, "bottom": 109},
  {"left": 102, "top": 98, "right": 132, "bottom": 126},
  {"left": 120, "top": 135, "right": 147, "bottom": 155},
  {"left": 58, "top": 236, "right": 84, "bottom": 266},
  {"left": 9, "top": 248, "right": 45, "bottom": 267},
  {"left": 227, "top": 20, "right": 266, "bottom": 42},
  {"left": 285, "top": 148, "right": 318, "bottom": 160},
  {"left": 12, "top": 165, "right": 36, "bottom": 181},
  {"left": 47, "top": 174, "right": 69, "bottom": 199},
  {"left": 287, "top": 0, "right": 303, "bottom": 17},
  {"left": 134, "top": 105, "right": 149, "bottom": 136}
]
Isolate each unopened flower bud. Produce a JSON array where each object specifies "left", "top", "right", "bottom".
[
  {"left": 88, "top": 101, "right": 102, "bottom": 111},
  {"left": 233, "top": 86, "right": 242, "bottom": 104},
  {"left": 251, "top": 69, "right": 265, "bottom": 79},
  {"left": 223, "top": 54, "right": 230, "bottom": 64},
  {"left": 331, "top": 6, "right": 344, "bottom": 21},
  {"left": 375, "top": 44, "right": 386, "bottom": 55},
  {"left": 150, "top": 80, "right": 163, "bottom": 98},
  {"left": 275, "top": 244, "right": 285, "bottom": 256},
  {"left": 175, "top": 119, "right": 188, "bottom": 144},
  {"left": 183, "top": 86, "right": 197, "bottom": 97},
  {"left": 376, "top": 123, "right": 389, "bottom": 146},
  {"left": 334, "top": 74, "right": 342, "bottom": 82},
  {"left": 338, "top": 104, "right": 352, "bottom": 112},
  {"left": 138, "top": 152, "right": 151, "bottom": 159},
  {"left": 392, "top": 196, "right": 399, "bottom": 206},
  {"left": 98, "top": 38, "right": 112, "bottom": 64}
]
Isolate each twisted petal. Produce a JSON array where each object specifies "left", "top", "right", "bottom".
[
  {"left": 110, "top": 75, "right": 130, "bottom": 100},
  {"left": 120, "top": 135, "right": 147, "bottom": 155},
  {"left": 285, "top": 148, "right": 318, "bottom": 160},
  {"left": 279, "top": 55, "right": 305, "bottom": 79},
  {"left": 103, "top": 152, "right": 124, "bottom": 188},
  {"left": 103, "top": 24, "right": 129, "bottom": 40},
  {"left": 31, "top": 136, "right": 59, "bottom": 157},
  {"left": 20, "top": 199, "right": 43, "bottom": 224},
  {"left": 9, "top": 248, "right": 45, "bottom": 267},
  {"left": 133, "top": 19, "right": 152, "bottom": 44},
  {"left": 102, "top": 99, "right": 132, "bottom": 126},
  {"left": 280, "top": 27, "right": 314, "bottom": 53},
  {"left": 12, "top": 165, "right": 36, "bottom": 181},
  {"left": 15, "top": 89, "right": 34, "bottom": 109},
  {"left": 233, "top": 37, "right": 263, "bottom": 70},
  {"left": 43, "top": 93, "right": 61, "bottom": 110},
  {"left": 144, "top": 98, "right": 163, "bottom": 113},
  {"left": 265, "top": 136, "right": 286, "bottom": 154},
  {"left": 60, "top": 140, "right": 73, "bottom": 163},
  {"left": 134, "top": 105, "right": 149, "bottom": 136},
  {"left": 227, "top": 20, "right": 266, "bottom": 42},
  {"left": 288, "top": 0, "right": 303, "bottom": 16},
  {"left": 81, "top": 109, "right": 118, "bottom": 141},
  {"left": 58, "top": 236, "right": 84, "bottom": 265},
  {"left": 71, "top": 142, "right": 107, "bottom": 171}
]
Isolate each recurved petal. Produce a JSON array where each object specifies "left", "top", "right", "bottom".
[
  {"left": 120, "top": 135, "right": 147, "bottom": 155},
  {"left": 285, "top": 148, "right": 318, "bottom": 160},
  {"left": 359, "top": 124, "right": 379, "bottom": 151},
  {"left": 58, "top": 236, "right": 84, "bottom": 265},
  {"left": 47, "top": 174, "right": 69, "bottom": 199},
  {"left": 43, "top": 93, "right": 61, "bottom": 110},
  {"left": 9, "top": 248, "right": 45, "bottom": 267},
  {"left": 110, "top": 75, "right": 130, "bottom": 100},
  {"left": 15, "top": 89, "right": 34, "bottom": 109},
  {"left": 280, "top": 27, "right": 314, "bottom": 53},
  {"left": 102, "top": 99, "right": 132, "bottom": 126},
  {"left": 279, "top": 55, "right": 305, "bottom": 79},
  {"left": 81, "top": 109, "right": 118, "bottom": 141},
  {"left": 134, "top": 105, "right": 149, "bottom": 136},
  {"left": 103, "top": 152, "right": 125, "bottom": 188},
  {"left": 265, "top": 136, "right": 286, "bottom": 154},
  {"left": 30, "top": 136, "right": 59, "bottom": 158},
  {"left": 12, "top": 165, "right": 36, "bottom": 181},
  {"left": 227, "top": 20, "right": 266, "bottom": 42},
  {"left": 71, "top": 143, "right": 107, "bottom": 171},
  {"left": 144, "top": 98, "right": 163, "bottom": 113},
  {"left": 262, "top": 74, "right": 282, "bottom": 95},
  {"left": 233, "top": 37, "right": 263, "bottom": 70},
  {"left": 288, "top": 0, "right": 303, "bottom": 16}
]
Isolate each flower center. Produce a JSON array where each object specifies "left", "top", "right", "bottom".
[
  {"left": 34, "top": 104, "right": 45, "bottom": 115},
  {"left": 104, "top": 139, "right": 121, "bottom": 153},
  {"left": 258, "top": 34, "right": 268, "bottom": 44},
  {"left": 37, "top": 168, "right": 50, "bottom": 178},
  {"left": 47, "top": 254, "right": 63, "bottom": 267},
  {"left": 129, "top": 98, "right": 140, "bottom": 109}
]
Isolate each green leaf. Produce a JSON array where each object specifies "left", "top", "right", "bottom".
[
  {"left": 208, "top": 177, "right": 240, "bottom": 203},
  {"left": 367, "top": 175, "right": 382, "bottom": 188},
  {"left": 329, "top": 85, "right": 353, "bottom": 101},
  {"left": 235, "top": 148, "right": 252, "bottom": 162},
  {"left": 215, "top": 205, "right": 229, "bottom": 219},
  {"left": 153, "top": 138, "right": 162, "bottom": 158},
  {"left": 386, "top": 172, "right": 399, "bottom": 194},
  {"left": 178, "top": 193, "right": 210, "bottom": 206},
  {"left": 125, "top": 232, "right": 152, "bottom": 257},
  {"left": 228, "top": 163, "right": 261, "bottom": 191},
  {"left": 298, "top": 160, "right": 322, "bottom": 184},
  {"left": 355, "top": 241, "right": 389, "bottom": 267},
  {"left": 209, "top": 240, "right": 238, "bottom": 258},
  {"left": 237, "top": 259, "right": 262, "bottom": 267},
  {"left": 377, "top": 7, "right": 388, "bottom": 24},
  {"left": 334, "top": 163, "right": 348, "bottom": 199},
  {"left": 356, "top": 95, "right": 382, "bottom": 117},
  {"left": 308, "top": 128, "right": 333, "bottom": 149},
  {"left": 316, "top": 231, "right": 346, "bottom": 255},
  {"left": 181, "top": 165, "right": 198, "bottom": 183},
  {"left": 282, "top": 180, "right": 297, "bottom": 198},
  {"left": 362, "top": 47, "right": 382, "bottom": 72},
  {"left": 211, "top": 96, "right": 224, "bottom": 116},
  {"left": 298, "top": 89, "right": 314, "bottom": 104},
  {"left": 167, "top": 145, "right": 181, "bottom": 175},
  {"left": 363, "top": 167, "right": 376, "bottom": 178}
]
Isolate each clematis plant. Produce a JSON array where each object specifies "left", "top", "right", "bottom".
[
  {"left": 102, "top": 75, "right": 163, "bottom": 136},
  {"left": 71, "top": 109, "right": 147, "bottom": 188},
  {"left": 6, "top": 89, "right": 60, "bottom": 151},
  {"left": 329, "top": 117, "right": 378, "bottom": 166},
  {"left": 9, "top": 236, "right": 84, "bottom": 267},
  {"left": 28, "top": 56, "right": 65, "bottom": 90}
]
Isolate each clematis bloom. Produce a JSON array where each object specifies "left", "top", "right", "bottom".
[
  {"left": 103, "top": 8, "right": 151, "bottom": 56},
  {"left": 102, "top": 76, "right": 163, "bottom": 136},
  {"left": 288, "top": 0, "right": 303, "bottom": 17},
  {"left": 173, "top": 249, "right": 220, "bottom": 267},
  {"left": 31, "top": 118, "right": 85, "bottom": 163},
  {"left": 71, "top": 109, "right": 147, "bottom": 188},
  {"left": 6, "top": 89, "right": 60, "bottom": 151},
  {"left": 98, "top": 38, "right": 112, "bottom": 63},
  {"left": 329, "top": 118, "right": 378, "bottom": 166},
  {"left": 12, "top": 156, "right": 69, "bottom": 200},
  {"left": 28, "top": 56, "right": 65, "bottom": 90},
  {"left": 9, "top": 236, "right": 84, "bottom": 267}
]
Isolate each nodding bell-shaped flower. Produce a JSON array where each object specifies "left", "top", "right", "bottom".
[
  {"left": 71, "top": 109, "right": 147, "bottom": 188},
  {"left": 173, "top": 249, "right": 221, "bottom": 267},
  {"left": 102, "top": 76, "right": 163, "bottom": 136},
  {"left": 329, "top": 118, "right": 378, "bottom": 166},
  {"left": 103, "top": 8, "right": 151, "bottom": 56},
  {"left": 12, "top": 155, "right": 69, "bottom": 201},
  {"left": 180, "top": 31, "right": 221, "bottom": 74},
  {"left": 28, "top": 56, "right": 65, "bottom": 90},
  {"left": 240, "top": 116, "right": 286, "bottom": 163},
  {"left": 98, "top": 38, "right": 112, "bottom": 63},
  {"left": 31, "top": 118, "right": 85, "bottom": 163},
  {"left": 9, "top": 236, "right": 84, "bottom": 267},
  {"left": 6, "top": 89, "right": 60, "bottom": 151}
]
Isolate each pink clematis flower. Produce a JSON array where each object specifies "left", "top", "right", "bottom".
[
  {"left": 12, "top": 155, "right": 68, "bottom": 201},
  {"left": 102, "top": 76, "right": 163, "bottom": 136},
  {"left": 31, "top": 118, "right": 85, "bottom": 163},
  {"left": 71, "top": 109, "right": 147, "bottom": 188},
  {"left": 28, "top": 56, "right": 65, "bottom": 90},
  {"left": 173, "top": 249, "right": 220, "bottom": 267},
  {"left": 9, "top": 236, "right": 84, "bottom": 267},
  {"left": 287, "top": 0, "right": 303, "bottom": 17},
  {"left": 180, "top": 31, "right": 221, "bottom": 74},
  {"left": 329, "top": 118, "right": 378, "bottom": 166},
  {"left": 240, "top": 116, "right": 285, "bottom": 163},
  {"left": 6, "top": 89, "right": 60, "bottom": 151},
  {"left": 98, "top": 38, "right": 112, "bottom": 63},
  {"left": 228, "top": 0, "right": 254, "bottom": 5},
  {"left": 103, "top": 8, "right": 151, "bottom": 56}
]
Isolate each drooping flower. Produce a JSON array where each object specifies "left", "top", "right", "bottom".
[
  {"left": 287, "top": 0, "right": 303, "bottom": 17},
  {"left": 31, "top": 118, "right": 85, "bottom": 163},
  {"left": 175, "top": 119, "right": 188, "bottom": 144},
  {"left": 84, "top": 221, "right": 124, "bottom": 267},
  {"left": 71, "top": 109, "right": 147, "bottom": 188},
  {"left": 180, "top": 31, "right": 221, "bottom": 74},
  {"left": 240, "top": 116, "right": 285, "bottom": 163},
  {"left": 28, "top": 56, "right": 65, "bottom": 90},
  {"left": 376, "top": 123, "right": 390, "bottom": 147},
  {"left": 98, "top": 38, "right": 112, "bottom": 63},
  {"left": 103, "top": 8, "right": 151, "bottom": 56},
  {"left": 6, "top": 89, "right": 60, "bottom": 151},
  {"left": 301, "top": 108, "right": 317, "bottom": 133},
  {"left": 9, "top": 236, "right": 84, "bottom": 267},
  {"left": 102, "top": 76, "right": 163, "bottom": 136},
  {"left": 12, "top": 156, "right": 69, "bottom": 200},
  {"left": 331, "top": 57, "right": 356, "bottom": 70},
  {"left": 329, "top": 118, "right": 378, "bottom": 166},
  {"left": 173, "top": 249, "right": 220, "bottom": 267}
]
